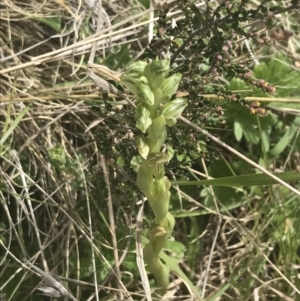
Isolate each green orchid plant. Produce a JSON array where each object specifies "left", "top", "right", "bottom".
[{"left": 121, "top": 59, "right": 187, "bottom": 296}]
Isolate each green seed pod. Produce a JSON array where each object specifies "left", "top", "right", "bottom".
[
  {"left": 143, "top": 244, "right": 170, "bottom": 295},
  {"left": 147, "top": 115, "right": 167, "bottom": 152},
  {"left": 136, "top": 162, "right": 154, "bottom": 201},
  {"left": 160, "top": 73, "right": 182, "bottom": 102},
  {"left": 121, "top": 75, "right": 154, "bottom": 106},
  {"left": 125, "top": 61, "right": 147, "bottom": 78},
  {"left": 144, "top": 59, "right": 170, "bottom": 90},
  {"left": 161, "top": 98, "right": 188, "bottom": 124},
  {"left": 134, "top": 104, "right": 152, "bottom": 133},
  {"left": 151, "top": 176, "right": 170, "bottom": 225}
]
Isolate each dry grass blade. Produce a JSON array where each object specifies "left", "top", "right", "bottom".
[
  {"left": 136, "top": 197, "right": 153, "bottom": 301},
  {"left": 100, "top": 155, "right": 123, "bottom": 301},
  {"left": 24, "top": 259, "right": 78, "bottom": 301}
]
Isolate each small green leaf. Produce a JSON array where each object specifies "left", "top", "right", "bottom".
[
  {"left": 165, "top": 240, "right": 186, "bottom": 258},
  {"left": 47, "top": 145, "right": 66, "bottom": 169},
  {"left": 242, "top": 121, "right": 260, "bottom": 144},
  {"left": 268, "top": 116, "right": 300, "bottom": 157},
  {"left": 234, "top": 121, "right": 243, "bottom": 141},
  {"left": 134, "top": 104, "right": 152, "bottom": 133},
  {"left": 261, "top": 130, "right": 270, "bottom": 153}
]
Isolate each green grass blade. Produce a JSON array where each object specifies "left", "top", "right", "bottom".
[
  {"left": 0, "top": 106, "right": 30, "bottom": 150},
  {"left": 205, "top": 274, "right": 240, "bottom": 301},
  {"left": 160, "top": 251, "right": 204, "bottom": 300},
  {"left": 171, "top": 172, "right": 300, "bottom": 187}
]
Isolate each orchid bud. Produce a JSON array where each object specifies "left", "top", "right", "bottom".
[
  {"left": 144, "top": 59, "right": 170, "bottom": 90},
  {"left": 134, "top": 104, "right": 152, "bottom": 133},
  {"left": 125, "top": 61, "right": 147, "bottom": 78},
  {"left": 135, "top": 76, "right": 155, "bottom": 106},
  {"left": 160, "top": 73, "right": 182, "bottom": 102},
  {"left": 120, "top": 74, "right": 140, "bottom": 94},
  {"left": 161, "top": 98, "right": 188, "bottom": 124},
  {"left": 136, "top": 163, "right": 154, "bottom": 201},
  {"left": 121, "top": 75, "right": 154, "bottom": 106}
]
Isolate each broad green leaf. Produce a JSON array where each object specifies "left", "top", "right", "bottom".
[
  {"left": 254, "top": 54, "right": 300, "bottom": 97},
  {"left": 226, "top": 77, "right": 248, "bottom": 91},
  {"left": 225, "top": 103, "right": 276, "bottom": 145}
]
